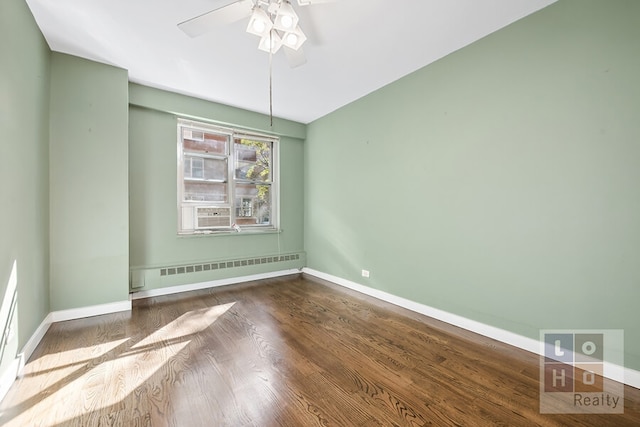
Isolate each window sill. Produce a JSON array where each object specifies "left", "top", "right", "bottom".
[{"left": 178, "top": 228, "right": 281, "bottom": 238}]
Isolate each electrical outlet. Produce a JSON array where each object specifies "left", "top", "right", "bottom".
[{"left": 361, "top": 269, "right": 370, "bottom": 278}]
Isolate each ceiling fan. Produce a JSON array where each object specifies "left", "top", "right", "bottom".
[{"left": 178, "top": 0, "right": 333, "bottom": 68}]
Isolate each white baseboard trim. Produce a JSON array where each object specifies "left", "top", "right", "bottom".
[
  {"left": 1, "top": 314, "right": 53, "bottom": 402},
  {"left": 19, "top": 313, "right": 54, "bottom": 369},
  {"left": 625, "top": 368, "right": 640, "bottom": 390},
  {"left": 130, "top": 268, "right": 302, "bottom": 300},
  {"left": 302, "top": 268, "right": 640, "bottom": 390},
  {"left": 50, "top": 300, "right": 132, "bottom": 323},
  {"left": 0, "top": 358, "right": 21, "bottom": 403}
]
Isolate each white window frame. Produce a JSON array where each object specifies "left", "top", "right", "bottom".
[{"left": 177, "top": 119, "right": 279, "bottom": 235}]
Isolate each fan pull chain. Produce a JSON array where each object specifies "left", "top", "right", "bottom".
[{"left": 269, "top": 30, "right": 274, "bottom": 128}]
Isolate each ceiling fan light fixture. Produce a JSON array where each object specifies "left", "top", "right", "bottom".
[
  {"left": 273, "top": 1, "right": 299, "bottom": 31},
  {"left": 246, "top": 6, "right": 273, "bottom": 37},
  {"left": 258, "top": 31, "right": 283, "bottom": 53},
  {"left": 267, "top": 1, "right": 280, "bottom": 15},
  {"left": 282, "top": 26, "right": 306, "bottom": 50}
]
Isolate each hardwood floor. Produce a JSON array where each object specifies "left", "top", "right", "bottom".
[{"left": 1, "top": 274, "right": 638, "bottom": 426}]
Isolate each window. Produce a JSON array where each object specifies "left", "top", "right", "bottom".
[{"left": 177, "top": 119, "right": 278, "bottom": 234}]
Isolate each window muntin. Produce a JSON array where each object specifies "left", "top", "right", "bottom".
[{"left": 178, "top": 120, "right": 277, "bottom": 234}]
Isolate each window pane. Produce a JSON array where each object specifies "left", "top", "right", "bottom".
[
  {"left": 184, "top": 156, "right": 227, "bottom": 181},
  {"left": 191, "top": 157, "right": 203, "bottom": 178},
  {"left": 183, "top": 130, "right": 228, "bottom": 155},
  {"left": 184, "top": 182, "right": 228, "bottom": 202},
  {"left": 234, "top": 139, "right": 271, "bottom": 182},
  {"left": 203, "top": 158, "right": 227, "bottom": 180},
  {"left": 234, "top": 183, "right": 271, "bottom": 225}
]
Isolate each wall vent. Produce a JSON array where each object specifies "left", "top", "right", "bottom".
[{"left": 159, "top": 253, "right": 301, "bottom": 277}]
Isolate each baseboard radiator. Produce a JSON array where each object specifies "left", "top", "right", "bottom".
[
  {"left": 159, "top": 253, "right": 301, "bottom": 276},
  {"left": 130, "top": 252, "right": 303, "bottom": 290}
]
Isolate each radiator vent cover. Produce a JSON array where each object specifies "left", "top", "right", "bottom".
[{"left": 159, "top": 253, "right": 301, "bottom": 277}]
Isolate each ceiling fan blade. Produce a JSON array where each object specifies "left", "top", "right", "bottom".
[
  {"left": 178, "top": 0, "right": 253, "bottom": 38},
  {"left": 283, "top": 46, "right": 307, "bottom": 68}
]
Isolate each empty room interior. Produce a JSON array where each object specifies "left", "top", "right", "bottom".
[{"left": 1, "top": 0, "right": 639, "bottom": 425}]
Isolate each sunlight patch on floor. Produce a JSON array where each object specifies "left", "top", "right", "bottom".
[{"left": 1, "top": 302, "right": 235, "bottom": 426}]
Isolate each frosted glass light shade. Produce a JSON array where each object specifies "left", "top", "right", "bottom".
[
  {"left": 258, "top": 31, "right": 283, "bottom": 53},
  {"left": 273, "top": 1, "right": 299, "bottom": 31},
  {"left": 246, "top": 7, "right": 273, "bottom": 38},
  {"left": 282, "top": 26, "right": 306, "bottom": 50}
]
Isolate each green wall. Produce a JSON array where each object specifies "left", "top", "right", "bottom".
[
  {"left": 49, "top": 54, "right": 130, "bottom": 310},
  {"left": 305, "top": 0, "right": 640, "bottom": 370},
  {"left": 0, "top": 0, "right": 50, "bottom": 378},
  {"left": 128, "top": 85, "right": 305, "bottom": 291}
]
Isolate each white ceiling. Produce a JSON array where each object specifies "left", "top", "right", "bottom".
[{"left": 26, "top": 0, "right": 555, "bottom": 124}]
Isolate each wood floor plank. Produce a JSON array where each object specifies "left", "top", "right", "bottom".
[{"left": 1, "top": 273, "right": 639, "bottom": 426}]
